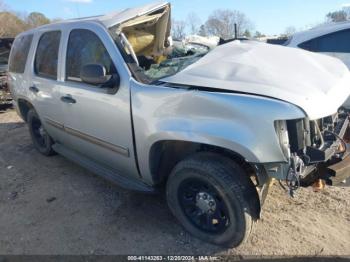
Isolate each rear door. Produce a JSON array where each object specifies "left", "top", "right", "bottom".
[{"left": 58, "top": 23, "right": 139, "bottom": 180}]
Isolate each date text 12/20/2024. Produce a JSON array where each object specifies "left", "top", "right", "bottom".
[{"left": 127, "top": 256, "right": 220, "bottom": 261}]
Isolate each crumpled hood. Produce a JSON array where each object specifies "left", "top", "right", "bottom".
[{"left": 162, "top": 40, "right": 350, "bottom": 120}]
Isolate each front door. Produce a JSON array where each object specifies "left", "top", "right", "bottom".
[
  {"left": 30, "top": 30, "right": 70, "bottom": 146},
  {"left": 59, "top": 26, "right": 139, "bottom": 179}
]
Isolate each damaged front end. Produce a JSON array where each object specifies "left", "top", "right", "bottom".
[
  {"left": 266, "top": 108, "right": 350, "bottom": 192},
  {"left": 103, "top": 2, "right": 350, "bottom": 193}
]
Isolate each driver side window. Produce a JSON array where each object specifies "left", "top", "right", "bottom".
[{"left": 66, "top": 29, "right": 116, "bottom": 84}]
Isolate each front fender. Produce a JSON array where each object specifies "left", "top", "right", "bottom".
[
  {"left": 130, "top": 79, "right": 305, "bottom": 183},
  {"left": 146, "top": 122, "right": 259, "bottom": 163}
]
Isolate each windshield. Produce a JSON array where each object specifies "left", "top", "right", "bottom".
[
  {"left": 110, "top": 30, "right": 212, "bottom": 82},
  {"left": 107, "top": 4, "right": 213, "bottom": 83},
  {"left": 143, "top": 42, "right": 210, "bottom": 80}
]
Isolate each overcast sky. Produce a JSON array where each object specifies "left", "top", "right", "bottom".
[{"left": 5, "top": 0, "right": 350, "bottom": 35}]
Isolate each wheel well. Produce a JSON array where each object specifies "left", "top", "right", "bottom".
[
  {"left": 149, "top": 140, "right": 262, "bottom": 220},
  {"left": 149, "top": 140, "right": 256, "bottom": 185},
  {"left": 17, "top": 99, "right": 34, "bottom": 122}
]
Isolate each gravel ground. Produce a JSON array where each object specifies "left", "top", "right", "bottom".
[{"left": 0, "top": 108, "right": 349, "bottom": 256}]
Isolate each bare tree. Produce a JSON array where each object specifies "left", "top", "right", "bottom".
[
  {"left": 198, "top": 24, "right": 207, "bottom": 37},
  {"left": 284, "top": 26, "right": 297, "bottom": 36},
  {"left": 172, "top": 19, "right": 186, "bottom": 40},
  {"left": 254, "top": 31, "right": 265, "bottom": 38},
  {"left": 326, "top": 10, "right": 347, "bottom": 22},
  {"left": 26, "top": 12, "right": 50, "bottom": 29},
  {"left": 243, "top": 29, "right": 251, "bottom": 38},
  {"left": 187, "top": 12, "right": 201, "bottom": 35},
  {"left": 343, "top": 6, "right": 350, "bottom": 19},
  {"left": 0, "top": 12, "right": 28, "bottom": 37},
  {"left": 205, "top": 9, "right": 252, "bottom": 39},
  {"left": 0, "top": 1, "right": 55, "bottom": 37}
]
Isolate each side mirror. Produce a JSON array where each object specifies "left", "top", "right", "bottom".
[{"left": 80, "top": 64, "right": 120, "bottom": 90}]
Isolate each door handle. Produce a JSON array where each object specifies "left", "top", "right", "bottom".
[
  {"left": 29, "top": 86, "right": 39, "bottom": 93},
  {"left": 61, "top": 95, "right": 76, "bottom": 104}
]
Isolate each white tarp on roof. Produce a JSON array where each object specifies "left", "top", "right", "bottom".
[
  {"left": 99, "top": 1, "right": 169, "bottom": 28},
  {"left": 163, "top": 40, "right": 350, "bottom": 119},
  {"left": 184, "top": 35, "right": 220, "bottom": 49}
]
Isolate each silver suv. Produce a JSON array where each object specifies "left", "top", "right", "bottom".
[{"left": 8, "top": 2, "right": 350, "bottom": 247}]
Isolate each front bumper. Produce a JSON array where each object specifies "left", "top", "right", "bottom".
[
  {"left": 325, "top": 152, "right": 350, "bottom": 185},
  {"left": 264, "top": 113, "right": 350, "bottom": 186},
  {"left": 318, "top": 136, "right": 350, "bottom": 186},
  {"left": 318, "top": 120, "right": 350, "bottom": 186}
]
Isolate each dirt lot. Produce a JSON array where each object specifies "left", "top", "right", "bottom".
[{"left": 0, "top": 108, "right": 349, "bottom": 256}]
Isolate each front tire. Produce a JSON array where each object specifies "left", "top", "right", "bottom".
[
  {"left": 166, "top": 152, "right": 258, "bottom": 247},
  {"left": 27, "top": 109, "right": 56, "bottom": 156}
]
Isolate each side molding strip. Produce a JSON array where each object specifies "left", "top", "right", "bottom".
[
  {"left": 45, "top": 118, "right": 129, "bottom": 157},
  {"left": 45, "top": 118, "right": 64, "bottom": 130}
]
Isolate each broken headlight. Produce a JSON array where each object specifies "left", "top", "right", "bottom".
[{"left": 275, "top": 120, "right": 291, "bottom": 160}]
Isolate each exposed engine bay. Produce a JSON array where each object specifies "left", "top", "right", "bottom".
[{"left": 274, "top": 108, "right": 350, "bottom": 191}]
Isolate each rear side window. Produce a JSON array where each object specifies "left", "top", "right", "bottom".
[
  {"left": 35, "top": 31, "right": 61, "bottom": 79},
  {"left": 9, "top": 34, "right": 33, "bottom": 73},
  {"left": 66, "top": 29, "right": 116, "bottom": 82},
  {"left": 298, "top": 29, "right": 350, "bottom": 53}
]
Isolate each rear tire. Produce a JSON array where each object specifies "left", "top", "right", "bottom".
[
  {"left": 166, "top": 152, "right": 258, "bottom": 247},
  {"left": 27, "top": 109, "right": 56, "bottom": 156}
]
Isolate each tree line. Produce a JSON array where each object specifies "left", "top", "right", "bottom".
[
  {"left": 172, "top": 10, "right": 256, "bottom": 40},
  {"left": 1, "top": 0, "right": 349, "bottom": 41},
  {"left": 0, "top": 0, "right": 58, "bottom": 38},
  {"left": 326, "top": 6, "right": 350, "bottom": 22},
  {"left": 173, "top": 6, "right": 350, "bottom": 40},
  {"left": 0, "top": 0, "right": 258, "bottom": 40}
]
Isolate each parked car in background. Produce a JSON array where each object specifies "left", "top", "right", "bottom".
[
  {"left": 7, "top": 1, "right": 350, "bottom": 247},
  {"left": 266, "top": 37, "right": 288, "bottom": 45},
  {"left": 286, "top": 22, "right": 350, "bottom": 69},
  {"left": 0, "top": 38, "right": 14, "bottom": 105}
]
